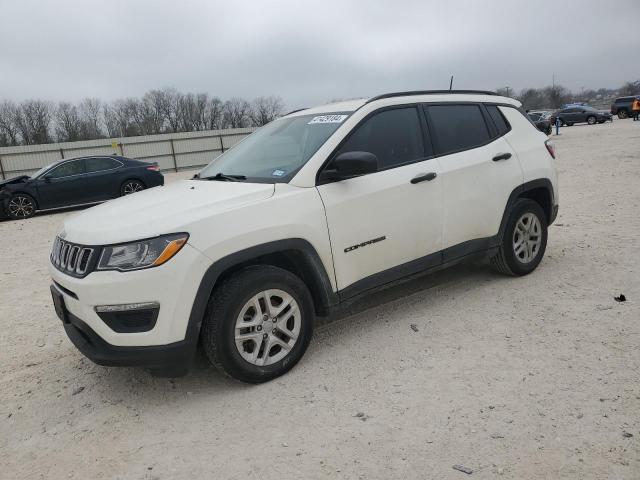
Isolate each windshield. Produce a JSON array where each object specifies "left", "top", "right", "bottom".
[
  {"left": 199, "top": 112, "right": 350, "bottom": 183},
  {"left": 31, "top": 162, "right": 58, "bottom": 179}
]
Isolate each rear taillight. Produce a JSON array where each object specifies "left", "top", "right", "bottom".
[
  {"left": 545, "top": 140, "right": 555, "bottom": 159},
  {"left": 146, "top": 164, "right": 159, "bottom": 171}
]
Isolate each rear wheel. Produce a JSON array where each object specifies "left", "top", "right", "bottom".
[
  {"left": 618, "top": 110, "right": 628, "bottom": 119},
  {"left": 587, "top": 115, "right": 597, "bottom": 125},
  {"left": 120, "top": 179, "right": 145, "bottom": 196},
  {"left": 7, "top": 194, "right": 36, "bottom": 219},
  {"left": 491, "top": 199, "right": 548, "bottom": 276},
  {"left": 201, "top": 265, "right": 314, "bottom": 383}
]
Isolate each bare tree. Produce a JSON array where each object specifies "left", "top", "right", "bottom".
[
  {"left": 79, "top": 98, "right": 103, "bottom": 139},
  {"left": 205, "top": 97, "right": 224, "bottom": 130},
  {"left": 250, "top": 96, "right": 284, "bottom": 126},
  {"left": 55, "top": 102, "right": 82, "bottom": 142},
  {"left": 619, "top": 80, "right": 640, "bottom": 96},
  {"left": 104, "top": 99, "right": 139, "bottom": 137},
  {"left": 127, "top": 92, "right": 166, "bottom": 135},
  {"left": 222, "top": 97, "right": 251, "bottom": 128},
  {"left": 0, "top": 100, "right": 21, "bottom": 146},
  {"left": 15, "top": 100, "right": 53, "bottom": 145}
]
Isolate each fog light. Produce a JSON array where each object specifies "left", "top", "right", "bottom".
[{"left": 95, "top": 302, "right": 160, "bottom": 333}]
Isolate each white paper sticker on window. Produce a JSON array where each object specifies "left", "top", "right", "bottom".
[{"left": 308, "top": 114, "right": 348, "bottom": 125}]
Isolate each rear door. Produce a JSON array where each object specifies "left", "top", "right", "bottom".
[
  {"left": 424, "top": 103, "right": 523, "bottom": 259},
  {"left": 83, "top": 157, "right": 124, "bottom": 201},
  {"left": 36, "top": 158, "right": 88, "bottom": 209},
  {"left": 317, "top": 105, "right": 443, "bottom": 294}
]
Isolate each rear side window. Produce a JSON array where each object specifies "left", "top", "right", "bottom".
[
  {"left": 86, "top": 157, "right": 120, "bottom": 173},
  {"left": 336, "top": 107, "right": 429, "bottom": 169},
  {"left": 486, "top": 105, "right": 511, "bottom": 136},
  {"left": 426, "top": 104, "right": 490, "bottom": 155}
]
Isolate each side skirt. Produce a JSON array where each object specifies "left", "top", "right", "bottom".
[{"left": 336, "top": 236, "right": 499, "bottom": 305}]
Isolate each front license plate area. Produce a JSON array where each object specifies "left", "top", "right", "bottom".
[{"left": 51, "top": 285, "right": 69, "bottom": 323}]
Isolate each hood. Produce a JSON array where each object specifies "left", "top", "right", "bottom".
[
  {"left": 0, "top": 175, "right": 29, "bottom": 188},
  {"left": 61, "top": 180, "right": 275, "bottom": 245}
]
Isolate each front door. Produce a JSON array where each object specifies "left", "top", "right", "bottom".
[
  {"left": 317, "top": 106, "right": 443, "bottom": 295},
  {"left": 37, "top": 158, "right": 87, "bottom": 209}
]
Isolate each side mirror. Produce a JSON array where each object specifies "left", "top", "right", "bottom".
[{"left": 319, "top": 151, "right": 379, "bottom": 183}]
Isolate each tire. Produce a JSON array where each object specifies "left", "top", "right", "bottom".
[
  {"left": 545, "top": 126, "right": 552, "bottom": 135},
  {"left": 7, "top": 193, "right": 37, "bottom": 220},
  {"left": 201, "top": 265, "right": 314, "bottom": 383},
  {"left": 491, "top": 199, "right": 548, "bottom": 276},
  {"left": 565, "top": 122, "right": 574, "bottom": 126},
  {"left": 586, "top": 115, "right": 596, "bottom": 125},
  {"left": 120, "top": 179, "right": 145, "bottom": 196},
  {"left": 618, "top": 110, "right": 628, "bottom": 119}
]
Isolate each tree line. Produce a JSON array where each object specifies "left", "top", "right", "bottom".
[
  {"left": 1, "top": 80, "right": 639, "bottom": 147},
  {"left": 496, "top": 80, "right": 640, "bottom": 111},
  {"left": 0, "top": 88, "right": 284, "bottom": 147}
]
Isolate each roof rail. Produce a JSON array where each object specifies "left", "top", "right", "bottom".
[
  {"left": 366, "top": 90, "right": 497, "bottom": 104},
  {"left": 284, "top": 107, "right": 309, "bottom": 116}
]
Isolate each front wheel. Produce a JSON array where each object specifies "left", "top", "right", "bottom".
[
  {"left": 201, "top": 265, "right": 314, "bottom": 383},
  {"left": 491, "top": 199, "right": 548, "bottom": 276},
  {"left": 7, "top": 194, "right": 37, "bottom": 219},
  {"left": 587, "top": 115, "right": 597, "bottom": 125},
  {"left": 120, "top": 179, "right": 145, "bottom": 196},
  {"left": 618, "top": 110, "right": 628, "bottom": 119}
]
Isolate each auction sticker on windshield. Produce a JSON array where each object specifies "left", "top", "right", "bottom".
[{"left": 308, "top": 115, "right": 348, "bottom": 124}]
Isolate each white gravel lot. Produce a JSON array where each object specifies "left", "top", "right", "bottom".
[{"left": 1, "top": 120, "right": 639, "bottom": 479}]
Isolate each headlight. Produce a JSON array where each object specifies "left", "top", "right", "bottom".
[{"left": 97, "top": 233, "right": 188, "bottom": 272}]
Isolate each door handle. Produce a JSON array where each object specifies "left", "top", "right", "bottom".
[
  {"left": 411, "top": 172, "right": 437, "bottom": 184},
  {"left": 492, "top": 152, "right": 512, "bottom": 162}
]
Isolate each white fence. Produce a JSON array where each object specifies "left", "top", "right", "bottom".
[{"left": 0, "top": 127, "right": 257, "bottom": 179}]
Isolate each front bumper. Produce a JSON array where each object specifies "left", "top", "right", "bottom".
[
  {"left": 61, "top": 306, "right": 195, "bottom": 369},
  {"left": 49, "top": 242, "right": 211, "bottom": 369}
]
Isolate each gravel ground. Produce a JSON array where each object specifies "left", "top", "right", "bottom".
[{"left": 1, "top": 120, "right": 639, "bottom": 479}]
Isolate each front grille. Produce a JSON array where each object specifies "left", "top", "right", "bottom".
[{"left": 51, "top": 237, "right": 97, "bottom": 277}]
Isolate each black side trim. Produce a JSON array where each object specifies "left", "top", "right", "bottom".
[
  {"left": 338, "top": 251, "right": 441, "bottom": 301},
  {"left": 185, "top": 239, "right": 338, "bottom": 344},
  {"left": 338, "top": 237, "right": 499, "bottom": 302}
]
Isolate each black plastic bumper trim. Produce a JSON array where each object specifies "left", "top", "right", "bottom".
[{"left": 63, "top": 312, "right": 195, "bottom": 369}]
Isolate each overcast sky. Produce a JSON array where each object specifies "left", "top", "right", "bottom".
[{"left": 1, "top": 0, "right": 639, "bottom": 109}]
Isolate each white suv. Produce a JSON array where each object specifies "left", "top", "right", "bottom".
[{"left": 49, "top": 90, "right": 558, "bottom": 383}]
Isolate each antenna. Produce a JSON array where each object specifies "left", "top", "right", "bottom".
[{"left": 449, "top": 75, "right": 454, "bottom": 90}]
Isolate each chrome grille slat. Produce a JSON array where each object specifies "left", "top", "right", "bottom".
[{"left": 51, "top": 236, "right": 96, "bottom": 277}]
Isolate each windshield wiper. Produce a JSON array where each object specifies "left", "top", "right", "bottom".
[{"left": 203, "top": 172, "right": 247, "bottom": 182}]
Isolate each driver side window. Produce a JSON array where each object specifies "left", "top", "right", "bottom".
[
  {"left": 47, "top": 159, "right": 85, "bottom": 179},
  {"left": 335, "top": 107, "right": 430, "bottom": 170}
]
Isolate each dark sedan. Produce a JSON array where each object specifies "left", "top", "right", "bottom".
[
  {"left": 527, "top": 112, "right": 552, "bottom": 135},
  {"left": 554, "top": 106, "right": 612, "bottom": 126},
  {"left": 0, "top": 156, "right": 164, "bottom": 220}
]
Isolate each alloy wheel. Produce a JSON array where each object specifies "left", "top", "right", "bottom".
[
  {"left": 234, "top": 289, "right": 300, "bottom": 366},
  {"left": 123, "top": 181, "right": 144, "bottom": 195},
  {"left": 512, "top": 212, "right": 542, "bottom": 264},
  {"left": 8, "top": 196, "right": 35, "bottom": 218}
]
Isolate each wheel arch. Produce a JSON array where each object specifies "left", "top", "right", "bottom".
[
  {"left": 7, "top": 190, "right": 39, "bottom": 209},
  {"left": 121, "top": 177, "right": 146, "bottom": 189},
  {"left": 184, "top": 239, "right": 338, "bottom": 345},
  {"left": 498, "top": 179, "right": 556, "bottom": 240}
]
